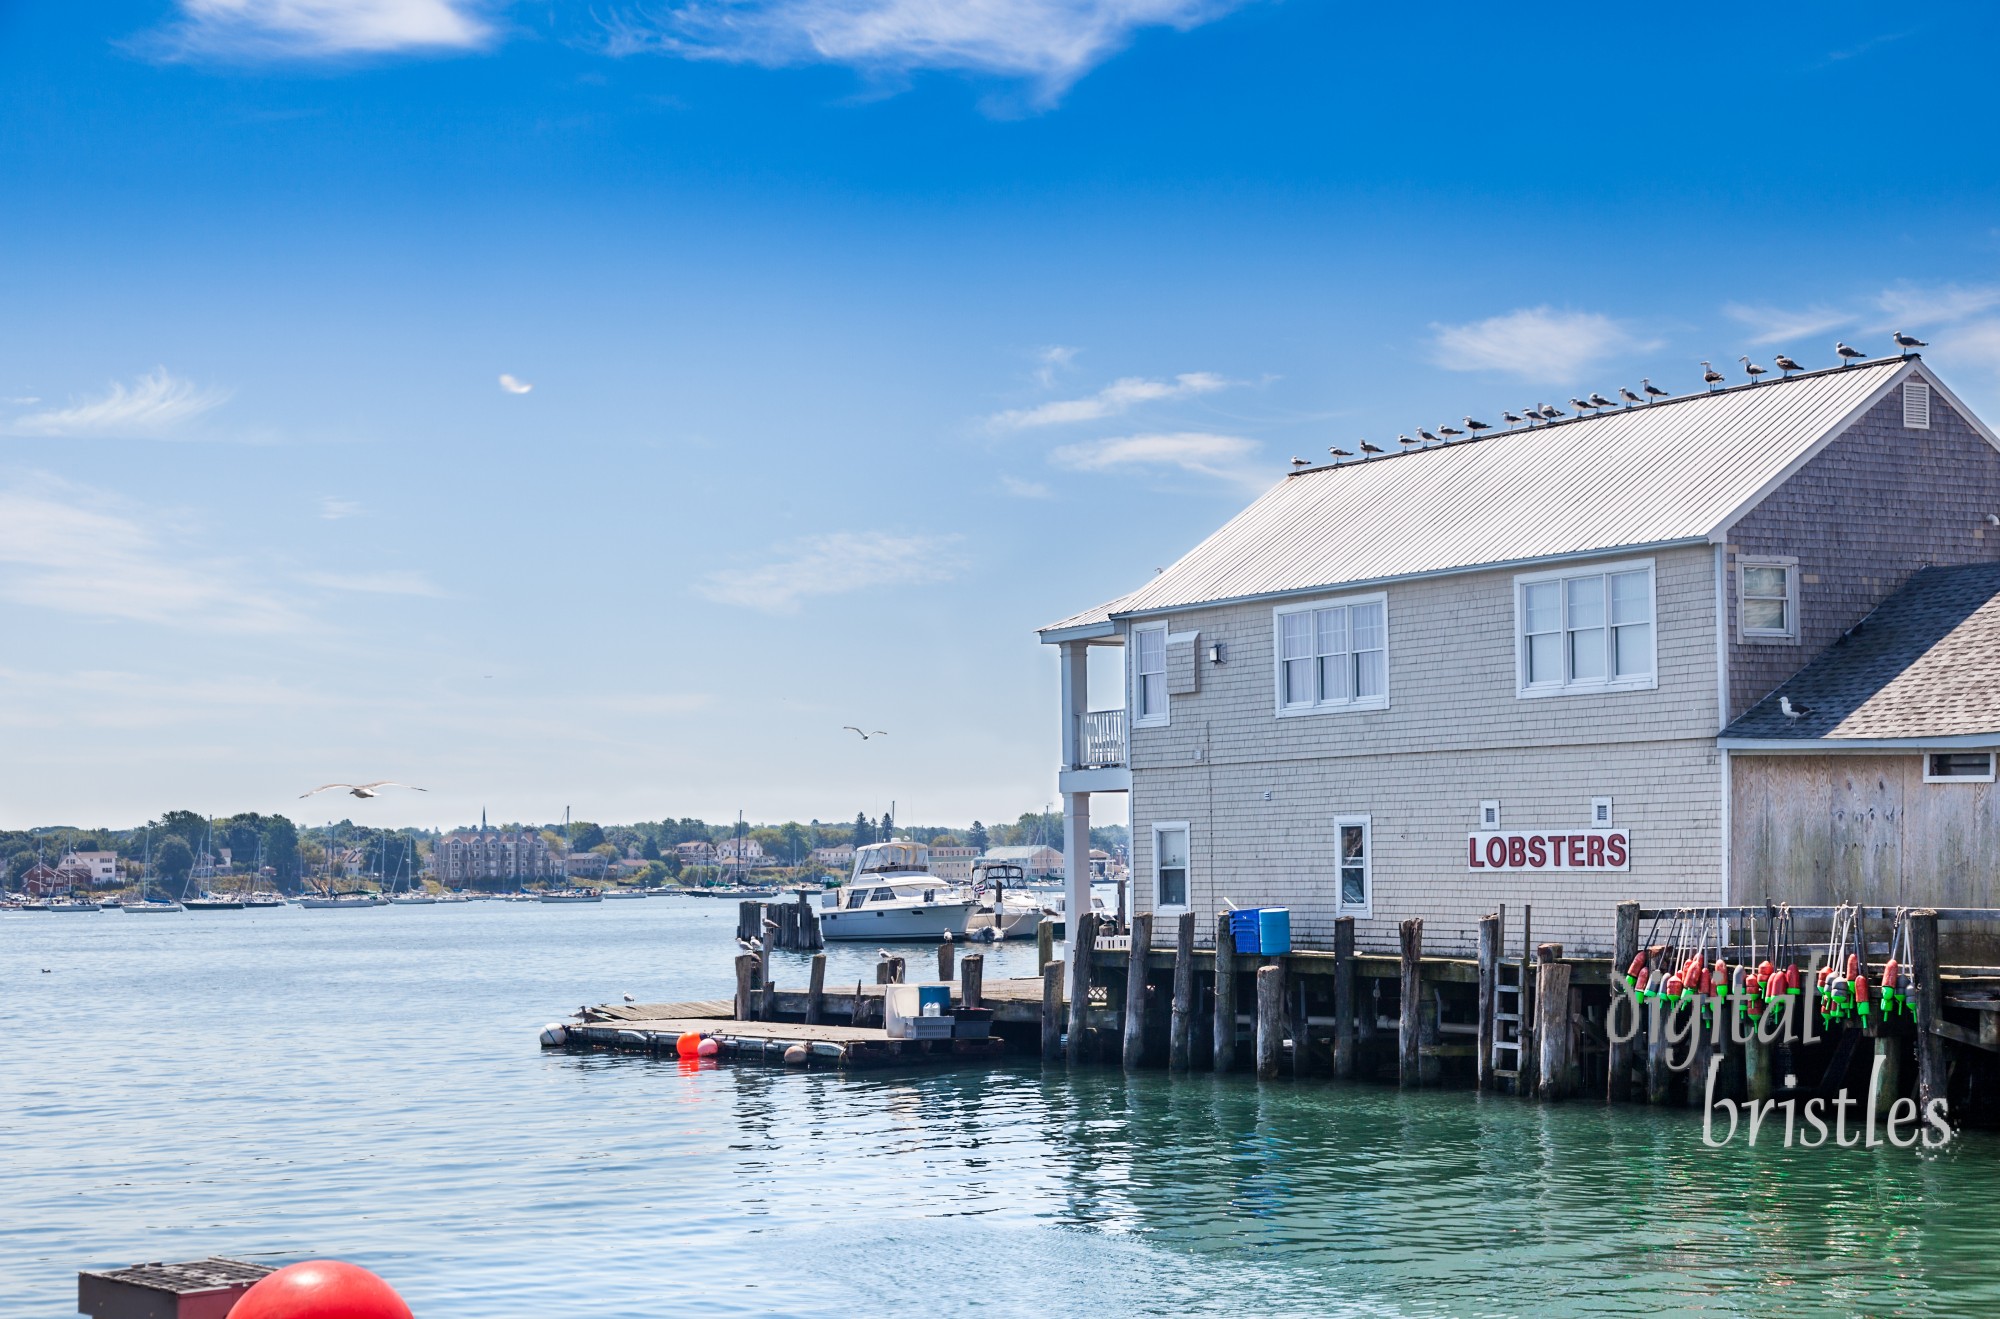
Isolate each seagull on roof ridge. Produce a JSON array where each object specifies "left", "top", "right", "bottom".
[
  {"left": 1701, "top": 361, "right": 1725, "bottom": 390},
  {"left": 1893, "top": 330, "right": 1928, "bottom": 354},
  {"left": 1359, "top": 439, "right": 1384, "bottom": 454},
  {"left": 1325, "top": 447, "right": 1351, "bottom": 458},
  {"left": 1501, "top": 409, "right": 1525, "bottom": 426},
  {"left": 1539, "top": 402, "right": 1565, "bottom": 419},
  {"left": 1568, "top": 396, "right": 1595, "bottom": 413},
  {"left": 1398, "top": 433, "right": 1419, "bottom": 446},
  {"left": 1836, "top": 341, "right": 1865, "bottom": 366},
  {"left": 1642, "top": 379, "right": 1669, "bottom": 401},
  {"left": 1739, "top": 356, "right": 1767, "bottom": 384},
  {"left": 1588, "top": 391, "right": 1616, "bottom": 409},
  {"left": 1291, "top": 455, "right": 1313, "bottom": 468},
  {"left": 1437, "top": 423, "right": 1464, "bottom": 438},
  {"left": 1773, "top": 353, "right": 1804, "bottom": 376},
  {"left": 1618, "top": 386, "right": 1643, "bottom": 406},
  {"left": 1418, "top": 427, "right": 1441, "bottom": 442},
  {"left": 1463, "top": 416, "right": 1491, "bottom": 432}
]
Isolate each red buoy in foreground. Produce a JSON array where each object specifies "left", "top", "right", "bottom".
[{"left": 228, "top": 1260, "right": 412, "bottom": 1319}]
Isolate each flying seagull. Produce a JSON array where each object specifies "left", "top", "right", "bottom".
[
  {"left": 1463, "top": 416, "right": 1492, "bottom": 432},
  {"left": 300, "top": 781, "right": 428, "bottom": 800},
  {"left": 1836, "top": 341, "right": 1866, "bottom": 365},
  {"left": 1588, "top": 392, "right": 1617, "bottom": 409},
  {"left": 1893, "top": 330, "right": 1928, "bottom": 353},
  {"left": 1642, "top": 378, "right": 1669, "bottom": 400},
  {"left": 1359, "top": 440, "right": 1384, "bottom": 453},
  {"left": 1739, "top": 356, "right": 1767, "bottom": 383},
  {"left": 498, "top": 374, "right": 533, "bottom": 395},
  {"left": 1779, "top": 695, "right": 1814, "bottom": 721},
  {"left": 1701, "top": 361, "right": 1725, "bottom": 389},
  {"left": 1773, "top": 353, "right": 1805, "bottom": 376},
  {"left": 842, "top": 726, "right": 888, "bottom": 739},
  {"left": 1618, "top": 386, "right": 1643, "bottom": 406}
]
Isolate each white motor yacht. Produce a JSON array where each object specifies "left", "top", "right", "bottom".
[
  {"left": 819, "top": 842, "right": 973, "bottom": 942},
  {"left": 539, "top": 887, "right": 603, "bottom": 903},
  {"left": 966, "top": 862, "right": 1056, "bottom": 941}
]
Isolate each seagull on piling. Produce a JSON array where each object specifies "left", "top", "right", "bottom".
[
  {"left": 1642, "top": 378, "right": 1669, "bottom": 401},
  {"left": 1398, "top": 432, "right": 1420, "bottom": 446},
  {"left": 1779, "top": 695, "right": 1814, "bottom": 721},
  {"left": 1701, "top": 361, "right": 1726, "bottom": 390},
  {"left": 1618, "top": 386, "right": 1643, "bottom": 406},
  {"left": 300, "top": 781, "right": 428, "bottom": 800},
  {"left": 1836, "top": 341, "right": 1866, "bottom": 366},
  {"left": 736, "top": 935, "right": 763, "bottom": 952},
  {"left": 1739, "top": 356, "right": 1768, "bottom": 384},
  {"left": 1893, "top": 330, "right": 1928, "bottom": 354},
  {"left": 1588, "top": 391, "right": 1617, "bottom": 409},
  {"left": 1774, "top": 353, "right": 1805, "bottom": 376},
  {"left": 1464, "top": 416, "right": 1492, "bottom": 433},
  {"left": 1359, "top": 439, "right": 1384, "bottom": 454},
  {"left": 1501, "top": 410, "right": 1525, "bottom": 426}
]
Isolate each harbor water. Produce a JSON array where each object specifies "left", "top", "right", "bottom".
[{"left": 5, "top": 898, "right": 1999, "bottom": 1317}]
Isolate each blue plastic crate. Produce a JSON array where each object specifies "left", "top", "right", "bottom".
[
  {"left": 1229, "top": 907, "right": 1264, "bottom": 953},
  {"left": 1257, "top": 907, "right": 1291, "bottom": 956}
]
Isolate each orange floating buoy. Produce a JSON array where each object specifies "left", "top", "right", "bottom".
[
  {"left": 228, "top": 1261, "right": 412, "bottom": 1319},
  {"left": 676, "top": 1031, "right": 702, "bottom": 1058}
]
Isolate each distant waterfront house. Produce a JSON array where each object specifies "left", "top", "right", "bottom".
[
  {"left": 22, "top": 862, "right": 91, "bottom": 897},
  {"left": 980, "top": 845, "right": 1063, "bottom": 878},
  {"left": 433, "top": 829, "right": 555, "bottom": 885},
  {"left": 928, "top": 846, "right": 979, "bottom": 884},
  {"left": 563, "top": 850, "right": 609, "bottom": 879},
  {"left": 809, "top": 845, "right": 855, "bottom": 872},
  {"left": 1040, "top": 358, "right": 2000, "bottom": 955},
  {"left": 714, "top": 837, "right": 766, "bottom": 866},
  {"left": 58, "top": 850, "right": 119, "bottom": 888},
  {"left": 676, "top": 840, "right": 716, "bottom": 865}
]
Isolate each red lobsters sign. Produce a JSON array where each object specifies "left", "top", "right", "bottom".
[{"left": 1467, "top": 829, "right": 1629, "bottom": 871}]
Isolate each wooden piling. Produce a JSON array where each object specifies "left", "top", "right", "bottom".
[
  {"left": 1042, "top": 957, "right": 1065, "bottom": 1060},
  {"left": 1872, "top": 1035, "right": 1899, "bottom": 1116},
  {"left": 1123, "top": 912, "right": 1154, "bottom": 1071},
  {"left": 1213, "top": 912, "right": 1237, "bottom": 1072},
  {"left": 1067, "top": 911, "right": 1098, "bottom": 1069},
  {"left": 733, "top": 952, "right": 757, "bottom": 1021},
  {"left": 1608, "top": 901, "right": 1638, "bottom": 1102},
  {"left": 961, "top": 953, "right": 984, "bottom": 1010},
  {"left": 1418, "top": 986, "right": 1441, "bottom": 1086},
  {"left": 1645, "top": 947, "right": 1671, "bottom": 1106},
  {"left": 805, "top": 952, "right": 826, "bottom": 1025},
  {"left": 1476, "top": 913, "right": 1499, "bottom": 1091},
  {"left": 1169, "top": 910, "right": 1196, "bottom": 1072},
  {"left": 1535, "top": 945, "right": 1574, "bottom": 1101},
  {"left": 1910, "top": 909, "right": 1947, "bottom": 1116},
  {"left": 1333, "top": 916, "right": 1356, "bottom": 1080},
  {"left": 938, "top": 938, "right": 956, "bottom": 984},
  {"left": 875, "top": 959, "right": 895, "bottom": 984},
  {"left": 1398, "top": 917, "right": 1423, "bottom": 1088},
  {"left": 851, "top": 979, "right": 865, "bottom": 1027},
  {"left": 1036, "top": 918, "right": 1055, "bottom": 974},
  {"left": 1293, "top": 965, "right": 1312, "bottom": 1079},
  {"left": 1255, "top": 963, "right": 1285, "bottom": 1080}
]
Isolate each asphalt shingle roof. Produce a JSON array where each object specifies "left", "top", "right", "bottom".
[{"left": 1723, "top": 561, "right": 2000, "bottom": 742}]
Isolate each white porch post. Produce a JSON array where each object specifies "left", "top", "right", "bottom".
[
  {"left": 1059, "top": 640, "right": 1087, "bottom": 773},
  {"left": 1064, "top": 790, "right": 1092, "bottom": 940}
]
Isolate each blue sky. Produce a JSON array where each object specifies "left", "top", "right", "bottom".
[{"left": 3, "top": 1, "right": 1998, "bottom": 831}]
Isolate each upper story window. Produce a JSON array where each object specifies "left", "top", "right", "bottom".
[
  {"left": 1516, "top": 559, "right": 1656, "bottom": 697},
  {"left": 1925, "top": 752, "right": 1995, "bottom": 783},
  {"left": 1154, "top": 822, "right": 1190, "bottom": 911},
  {"left": 1133, "top": 624, "right": 1168, "bottom": 725},
  {"left": 1274, "top": 594, "right": 1388, "bottom": 715},
  {"left": 1335, "top": 815, "right": 1371, "bottom": 918},
  {"left": 1739, "top": 557, "right": 1799, "bottom": 642}
]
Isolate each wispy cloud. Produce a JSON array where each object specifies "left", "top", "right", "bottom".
[
  {"left": 1875, "top": 282, "right": 2000, "bottom": 329},
  {"left": 1049, "top": 430, "right": 1263, "bottom": 489},
  {"left": 319, "top": 496, "right": 362, "bottom": 520},
  {"left": 1431, "top": 307, "right": 1654, "bottom": 382},
  {"left": 1723, "top": 301, "right": 1857, "bottom": 346},
  {"left": 0, "top": 474, "right": 306, "bottom": 633},
  {"left": 153, "top": 0, "right": 494, "bottom": 58},
  {"left": 302, "top": 569, "right": 444, "bottom": 597},
  {"left": 696, "top": 530, "right": 965, "bottom": 613},
  {"left": 601, "top": 0, "right": 1245, "bottom": 108},
  {"left": 9, "top": 368, "right": 230, "bottom": 438},
  {"left": 990, "top": 371, "right": 1229, "bottom": 430},
  {"left": 1000, "top": 475, "right": 1054, "bottom": 499},
  {"left": 1033, "top": 345, "right": 1077, "bottom": 389}
]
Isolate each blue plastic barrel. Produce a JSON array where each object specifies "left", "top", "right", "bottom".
[{"left": 1257, "top": 907, "right": 1291, "bottom": 956}]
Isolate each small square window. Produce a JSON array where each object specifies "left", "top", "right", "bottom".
[
  {"left": 1739, "top": 557, "right": 1799, "bottom": 642},
  {"left": 1925, "top": 752, "right": 1995, "bottom": 783},
  {"left": 1592, "top": 796, "right": 1613, "bottom": 826},
  {"left": 1480, "top": 800, "right": 1500, "bottom": 828}
]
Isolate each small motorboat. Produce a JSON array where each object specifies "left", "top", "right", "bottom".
[
  {"left": 602, "top": 887, "right": 649, "bottom": 900},
  {"left": 819, "top": 842, "right": 974, "bottom": 942},
  {"left": 48, "top": 896, "right": 104, "bottom": 912},
  {"left": 539, "top": 888, "right": 604, "bottom": 904},
  {"left": 300, "top": 891, "right": 383, "bottom": 909},
  {"left": 124, "top": 899, "right": 185, "bottom": 914},
  {"left": 184, "top": 893, "right": 246, "bottom": 911}
]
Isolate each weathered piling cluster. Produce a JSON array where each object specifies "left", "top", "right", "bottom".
[{"left": 736, "top": 893, "right": 822, "bottom": 951}]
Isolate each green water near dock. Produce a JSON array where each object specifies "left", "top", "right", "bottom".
[{"left": 3, "top": 898, "right": 1995, "bottom": 1316}]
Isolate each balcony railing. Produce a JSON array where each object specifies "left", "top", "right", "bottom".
[{"left": 1074, "top": 709, "right": 1127, "bottom": 769}]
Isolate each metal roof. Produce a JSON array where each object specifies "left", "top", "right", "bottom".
[
  {"left": 1722, "top": 562, "right": 2000, "bottom": 744},
  {"left": 1064, "top": 357, "right": 1914, "bottom": 625}
]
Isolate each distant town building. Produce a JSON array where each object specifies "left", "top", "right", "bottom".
[
  {"left": 59, "top": 851, "right": 119, "bottom": 888},
  {"left": 979, "top": 845, "right": 1064, "bottom": 878},
  {"left": 21, "top": 861, "right": 91, "bottom": 897},
  {"left": 809, "top": 845, "right": 855, "bottom": 872},
  {"left": 432, "top": 829, "right": 555, "bottom": 885},
  {"left": 927, "top": 846, "right": 979, "bottom": 884},
  {"left": 563, "top": 850, "right": 609, "bottom": 879},
  {"left": 676, "top": 840, "right": 716, "bottom": 865},
  {"left": 714, "top": 837, "right": 767, "bottom": 867}
]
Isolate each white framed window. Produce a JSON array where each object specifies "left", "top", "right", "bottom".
[
  {"left": 1738, "top": 556, "right": 1799, "bottom": 642},
  {"left": 1592, "top": 796, "right": 1613, "bottom": 826},
  {"left": 1480, "top": 800, "right": 1500, "bottom": 828},
  {"left": 1335, "top": 815, "right": 1371, "bottom": 918},
  {"left": 1153, "top": 821, "right": 1190, "bottom": 912},
  {"left": 1904, "top": 381, "right": 1931, "bottom": 430},
  {"left": 1516, "top": 559, "right": 1656, "bottom": 697},
  {"left": 1924, "top": 752, "right": 1996, "bottom": 783},
  {"left": 1273, "top": 593, "right": 1388, "bottom": 715},
  {"left": 1133, "top": 624, "right": 1169, "bottom": 726}
]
